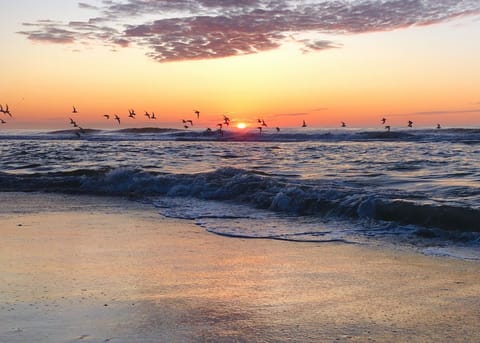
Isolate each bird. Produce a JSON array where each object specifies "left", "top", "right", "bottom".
[
  {"left": 128, "top": 109, "right": 136, "bottom": 118},
  {"left": 103, "top": 114, "right": 110, "bottom": 119},
  {"left": 217, "top": 123, "right": 223, "bottom": 129},
  {"left": 302, "top": 120, "right": 307, "bottom": 127},
  {"left": 151, "top": 112, "right": 156, "bottom": 120},
  {"left": 0, "top": 119, "right": 6, "bottom": 124},
  {"left": 69, "top": 118, "right": 78, "bottom": 127},
  {"left": 4, "top": 104, "right": 11, "bottom": 117},
  {"left": 341, "top": 122, "right": 346, "bottom": 127},
  {"left": 436, "top": 123, "right": 441, "bottom": 129},
  {"left": 385, "top": 125, "right": 391, "bottom": 132},
  {"left": 381, "top": 117, "right": 387, "bottom": 124},
  {"left": 72, "top": 106, "right": 78, "bottom": 114},
  {"left": 184, "top": 125, "right": 189, "bottom": 129},
  {"left": 194, "top": 110, "right": 200, "bottom": 119},
  {"left": 261, "top": 119, "right": 267, "bottom": 127},
  {"left": 144, "top": 111, "right": 151, "bottom": 119},
  {"left": 257, "top": 127, "right": 263, "bottom": 134},
  {"left": 0, "top": 104, "right": 3, "bottom": 113},
  {"left": 276, "top": 127, "right": 280, "bottom": 132},
  {"left": 114, "top": 114, "right": 121, "bottom": 124},
  {"left": 408, "top": 120, "right": 413, "bottom": 128},
  {"left": 186, "top": 119, "right": 193, "bottom": 126}
]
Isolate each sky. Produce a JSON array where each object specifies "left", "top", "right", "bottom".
[{"left": 0, "top": 0, "right": 479, "bottom": 130}]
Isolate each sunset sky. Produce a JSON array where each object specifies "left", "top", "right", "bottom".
[{"left": 1, "top": 0, "right": 479, "bottom": 129}]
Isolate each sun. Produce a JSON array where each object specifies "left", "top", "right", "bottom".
[{"left": 236, "top": 122, "right": 247, "bottom": 129}]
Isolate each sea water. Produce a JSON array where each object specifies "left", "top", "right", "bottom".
[{"left": 1, "top": 127, "right": 479, "bottom": 259}]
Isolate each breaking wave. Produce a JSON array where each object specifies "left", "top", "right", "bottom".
[{"left": 1, "top": 167, "right": 479, "bottom": 233}]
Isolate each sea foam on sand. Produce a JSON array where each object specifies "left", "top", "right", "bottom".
[{"left": 0, "top": 192, "right": 479, "bottom": 343}]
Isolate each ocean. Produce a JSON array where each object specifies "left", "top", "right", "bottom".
[{"left": 1, "top": 127, "right": 479, "bottom": 260}]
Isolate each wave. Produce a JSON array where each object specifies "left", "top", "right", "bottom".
[
  {"left": 1, "top": 127, "right": 480, "bottom": 143},
  {"left": 1, "top": 167, "right": 478, "bottom": 233}
]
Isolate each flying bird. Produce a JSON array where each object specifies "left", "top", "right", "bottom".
[
  {"left": 194, "top": 110, "right": 200, "bottom": 119},
  {"left": 72, "top": 106, "right": 78, "bottom": 114},
  {"left": 0, "top": 119, "right": 6, "bottom": 124},
  {"left": 144, "top": 111, "right": 151, "bottom": 119},
  {"left": 341, "top": 122, "right": 346, "bottom": 127},
  {"left": 114, "top": 114, "right": 121, "bottom": 124},
  {"left": 261, "top": 119, "right": 267, "bottom": 127},
  {"left": 151, "top": 112, "right": 156, "bottom": 120},
  {"left": 302, "top": 120, "right": 307, "bottom": 127},
  {"left": 128, "top": 109, "right": 136, "bottom": 118},
  {"left": 381, "top": 117, "right": 387, "bottom": 124},
  {"left": 4, "top": 105, "right": 11, "bottom": 117},
  {"left": 408, "top": 120, "right": 413, "bottom": 128},
  {"left": 276, "top": 127, "right": 280, "bottom": 132},
  {"left": 437, "top": 123, "right": 441, "bottom": 129},
  {"left": 103, "top": 114, "right": 110, "bottom": 119},
  {"left": 385, "top": 125, "right": 391, "bottom": 132}
]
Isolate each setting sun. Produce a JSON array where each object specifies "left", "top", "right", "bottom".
[{"left": 237, "top": 122, "right": 247, "bottom": 129}]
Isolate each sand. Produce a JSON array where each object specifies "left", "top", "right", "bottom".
[{"left": 0, "top": 192, "right": 479, "bottom": 343}]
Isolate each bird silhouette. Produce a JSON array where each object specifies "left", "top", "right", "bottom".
[
  {"left": 72, "top": 106, "right": 78, "bottom": 114},
  {"left": 144, "top": 111, "right": 151, "bottom": 119},
  {"left": 151, "top": 112, "right": 156, "bottom": 120},
  {"left": 437, "top": 123, "right": 441, "bottom": 129},
  {"left": 341, "top": 122, "right": 346, "bottom": 127},
  {"left": 0, "top": 119, "right": 6, "bottom": 124},
  {"left": 103, "top": 114, "right": 110, "bottom": 119},
  {"left": 114, "top": 115, "right": 121, "bottom": 124},
  {"left": 128, "top": 109, "right": 136, "bottom": 118},
  {"left": 194, "top": 110, "right": 200, "bottom": 119},
  {"left": 381, "top": 117, "right": 387, "bottom": 124},
  {"left": 408, "top": 120, "right": 413, "bottom": 128},
  {"left": 385, "top": 125, "right": 391, "bottom": 132},
  {"left": 4, "top": 105, "right": 11, "bottom": 117},
  {"left": 302, "top": 120, "right": 307, "bottom": 127},
  {"left": 276, "top": 127, "right": 280, "bottom": 132}
]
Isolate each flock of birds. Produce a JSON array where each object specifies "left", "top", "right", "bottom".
[{"left": 0, "top": 103, "right": 443, "bottom": 134}]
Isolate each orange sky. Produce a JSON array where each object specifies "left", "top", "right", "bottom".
[{"left": 0, "top": 1, "right": 479, "bottom": 129}]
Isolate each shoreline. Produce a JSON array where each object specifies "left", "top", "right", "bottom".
[{"left": 1, "top": 192, "right": 479, "bottom": 342}]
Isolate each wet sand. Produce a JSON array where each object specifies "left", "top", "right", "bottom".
[{"left": 0, "top": 192, "right": 479, "bottom": 342}]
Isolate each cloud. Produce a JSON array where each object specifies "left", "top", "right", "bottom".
[
  {"left": 388, "top": 109, "right": 480, "bottom": 117},
  {"left": 18, "top": 0, "right": 480, "bottom": 62},
  {"left": 78, "top": 2, "right": 99, "bottom": 10},
  {"left": 272, "top": 112, "right": 308, "bottom": 118}
]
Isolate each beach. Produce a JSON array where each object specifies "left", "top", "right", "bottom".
[{"left": 0, "top": 192, "right": 479, "bottom": 342}]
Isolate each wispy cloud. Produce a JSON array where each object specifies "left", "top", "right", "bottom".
[
  {"left": 78, "top": 2, "right": 99, "bottom": 10},
  {"left": 272, "top": 112, "right": 308, "bottom": 118},
  {"left": 18, "top": 0, "right": 480, "bottom": 62},
  {"left": 388, "top": 109, "right": 480, "bottom": 117}
]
